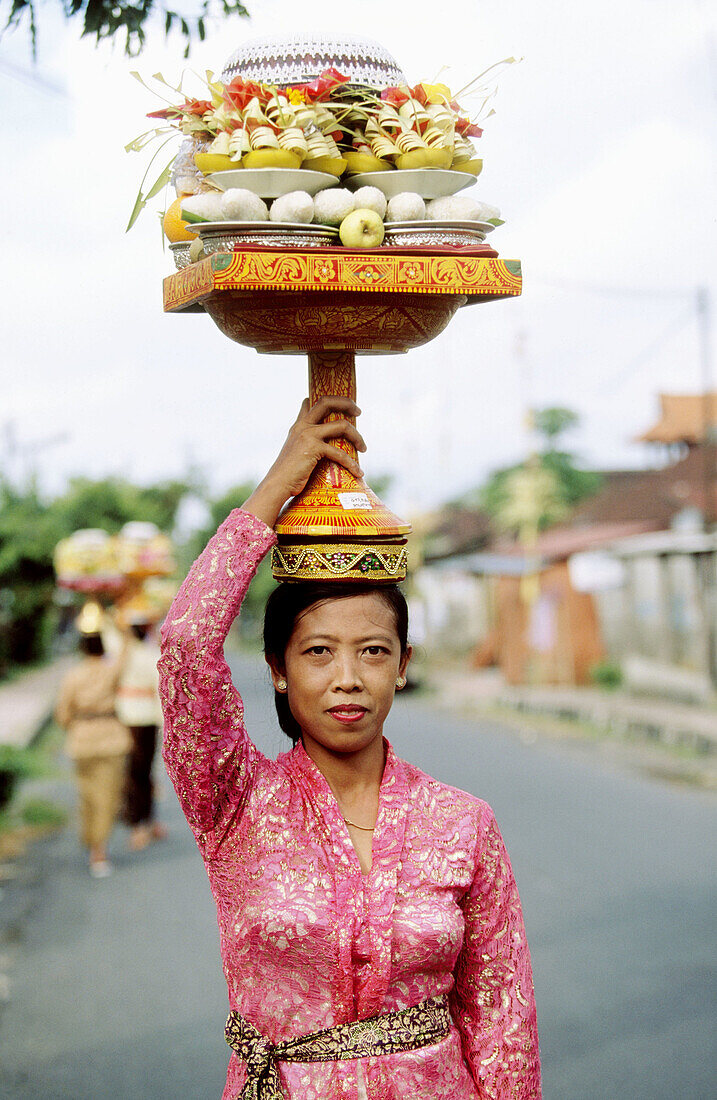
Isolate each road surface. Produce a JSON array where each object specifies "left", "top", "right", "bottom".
[{"left": 1, "top": 653, "right": 715, "bottom": 1098}]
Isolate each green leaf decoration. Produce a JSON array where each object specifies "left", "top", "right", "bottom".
[
  {"left": 126, "top": 192, "right": 145, "bottom": 235},
  {"left": 145, "top": 161, "right": 173, "bottom": 200},
  {"left": 125, "top": 128, "right": 165, "bottom": 153},
  {"left": 126, "top": 136, "right": 177, "bottom": 231}
]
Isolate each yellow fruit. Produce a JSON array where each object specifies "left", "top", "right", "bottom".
[
  {"left": 424, "top": 147, "right": 453, "bottom": 169},
  {"left": 451, "top": 158, "right": 484, "bottom": 176},
  {"left": 396, "top": 150, "right": 432, "bottom": 170},
  {"left": 343, "top": 151, "right": 392, "bottom": 174},
  {"left": 194, "top": 152, "right": 239, "bottom": 175},
  {"left": 418, "top": 82, "right": 452, "bottom": 104},
  {"left": 242, "top": 149, "right": 302, "bottom": 169},
  {"left": 163, "top": 197, "right": 198, "bottom": 243},
  {"left": 302, "top": 156, "right": 347, "bottom": 177}
]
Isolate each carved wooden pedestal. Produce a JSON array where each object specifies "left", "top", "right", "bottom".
[{"left": 164, "top": 251, "right": 522, "bottom": 581}]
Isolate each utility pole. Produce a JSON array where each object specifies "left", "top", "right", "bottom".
[
  {"left": 695, "top": 287, "right": 717, "bottom": 688},
  {"left": 1, "top": 420, "right": 69, "bottom": 488},
  {"left": 696, "top": 286, "right": 715, "bottom": 531}
]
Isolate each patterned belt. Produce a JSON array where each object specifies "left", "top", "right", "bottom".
[{"left": 225, "top": 994, "right": 451, "bottom": 1100}]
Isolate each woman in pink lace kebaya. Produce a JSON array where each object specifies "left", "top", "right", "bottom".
[{"left": 159, "top": 398, "right": 541, "bottom": 1100}]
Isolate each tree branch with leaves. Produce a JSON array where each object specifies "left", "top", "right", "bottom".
[{"left": 2, "top": 0, "right": 249, "bottom": 60}]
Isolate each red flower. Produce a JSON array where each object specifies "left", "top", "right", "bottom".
[
  {"left": 410, "top": 83, "right": 429, "bottom": 106},
  {"left": 147, "top": 98, "right": 212, "bottom": 121},
  {"left": 222, "top": 78, "right": 268, "bottom": 111},
  {"left": 184, "top": 99, "right": 213, "bottom": 116},
  {"left": 380, "top": 86, "right": 410, "bottom": 107},
  {"left": 455, "top": 116, "right": 483, "bottom": 138},
  {"left": 297, "top": 67, "right": 350, "bottom": 102}
]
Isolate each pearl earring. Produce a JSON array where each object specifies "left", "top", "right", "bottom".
[
  {"left": 276, "top": 678, "right": 287, "bottom": 692},
  {"left": 395, "top": 676, "right": 406, "bottom": 689}
]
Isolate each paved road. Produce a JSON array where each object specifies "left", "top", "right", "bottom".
[{"left": 1, "top": 653, "right": 715, "bottom": 1098}]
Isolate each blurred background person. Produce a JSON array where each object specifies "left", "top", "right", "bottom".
[
  {"left": 115, "top": 606, "right": 167, "bottom": 851},
  {"left": 54, "top": 602, "right": 130, "bottom": 877}
]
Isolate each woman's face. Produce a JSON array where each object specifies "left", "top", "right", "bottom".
[{"left": 272, "top": 593, "right": 411, "bottom": 760}]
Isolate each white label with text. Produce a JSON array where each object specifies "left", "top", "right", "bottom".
[{"left": 338, "top": 493, "right": 372, "bottom": 511}]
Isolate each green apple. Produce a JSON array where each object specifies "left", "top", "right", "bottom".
[{"left": 339, "top": 207, "right": 385, "bottom": 248}]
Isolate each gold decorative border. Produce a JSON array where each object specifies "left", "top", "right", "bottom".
[
  {"left": 164, "top": 252, "right": 522, "bottom": 313},
  {"left": 164, "top": 256, "right": 216, "bottom": 310},
  {"left": 272, "top": 542, "right": 408, "bottom": 583},
  {"left": 275, "top": 509, "right": 411, "bottom": 537}
]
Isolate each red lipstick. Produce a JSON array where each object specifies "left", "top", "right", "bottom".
[{"left": 328, "top": 705, "right": 367, "bottom": 724}]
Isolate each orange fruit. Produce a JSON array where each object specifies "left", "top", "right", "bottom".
[{"left": 163, "top": 197, "right": 198, "bottom": 243}]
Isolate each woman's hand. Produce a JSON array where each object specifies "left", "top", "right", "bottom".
[{"left": 243, "top": 397, "right": 367, "bottom": 529}]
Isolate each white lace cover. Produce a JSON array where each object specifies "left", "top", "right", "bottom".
[{"left": 221, "top": 33, "right": 406, "bottom": 89}]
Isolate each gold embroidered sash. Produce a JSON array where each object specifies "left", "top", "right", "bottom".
[{"left": 225, "top": 994, "right": 451, "bottom": 1099}]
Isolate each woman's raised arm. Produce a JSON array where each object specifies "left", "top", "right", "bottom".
[
  {"left": 242, "top": 395, "right": 365, "bottom": 528},
  {"left": 159, "top": 509, "right": 277, "bottom": 846},
  {"left": 159, "top": 398, "right": 366, "bottom": 849}
]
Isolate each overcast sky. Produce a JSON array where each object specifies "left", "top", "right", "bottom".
[{"left": 2, "top": 0, "right": 716, "bottom": 517}]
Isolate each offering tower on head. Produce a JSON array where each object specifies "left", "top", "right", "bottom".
[{"left": 133, "top": 33, "right": 522, "bottom": 582}]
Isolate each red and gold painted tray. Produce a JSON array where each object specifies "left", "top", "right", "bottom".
[{"left": 163, "top": 248, "right": 522, "bottom": 314}]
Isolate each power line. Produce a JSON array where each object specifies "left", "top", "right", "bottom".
[
  {"left": 595, "top": 306, "right": 697, "bottom": 394},
  {"left": 0, "top": 59, "right": 68, "bottom": 98}
]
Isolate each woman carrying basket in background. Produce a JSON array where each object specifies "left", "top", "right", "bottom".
[{"left": 55, "top": 603, "right": 130, "bottom": 878}]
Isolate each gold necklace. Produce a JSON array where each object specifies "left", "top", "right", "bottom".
[{"left": 343, "top": 818, "right": 375, "bottom": 831}]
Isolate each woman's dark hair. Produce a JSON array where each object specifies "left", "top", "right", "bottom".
[
  {"left": 263, "top": 582, "right": 409, "bottom": 743},
  {"left": 79, "top": 632, "right": 104, "bottom": 657}
]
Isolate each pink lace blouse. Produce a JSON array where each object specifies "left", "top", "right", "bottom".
[{"left": 159, "top": 509, "right": 541, "bottom": 1100}]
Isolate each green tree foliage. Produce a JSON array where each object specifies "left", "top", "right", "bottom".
[
  {"left": 532, "top": 407, "right": 579, "bottom": 445},
  {"left": 52, "top": 476, "right": 190, "bottom": 535},
  {"left": 541, "top": 450, "right": 603, "bottom": 508},
  {"left": 476, "top": 407, "right": 603, "bottom": 536},
  {"left": 0, "top": 466, "right": 399, "bottom": 674},
  {"left": 0, "top": 481, "right": 58, "bottom": 668},
  {"left": 0, "top": 475, "right": 192, "bottom": 675},
  {"left": 3, "top": 0, "right": 249, "bottom": 60}
]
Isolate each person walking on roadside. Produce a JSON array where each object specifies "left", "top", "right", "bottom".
[
  {"left": 116, "top": 618, "right": 168, "bottom": 850},
  {"left": 55, "top": 603, "right": 130, "bottom": 878}
]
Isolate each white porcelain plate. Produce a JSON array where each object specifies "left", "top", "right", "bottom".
[
  {"left": 347, "top": 169, "right": 476, "bottom": 200},
  {"left": 385, "top": 219, "right": 495, "bottom": 235},
  {"left": 207, "top": 169, "right": 340, "bottom": 198}
]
